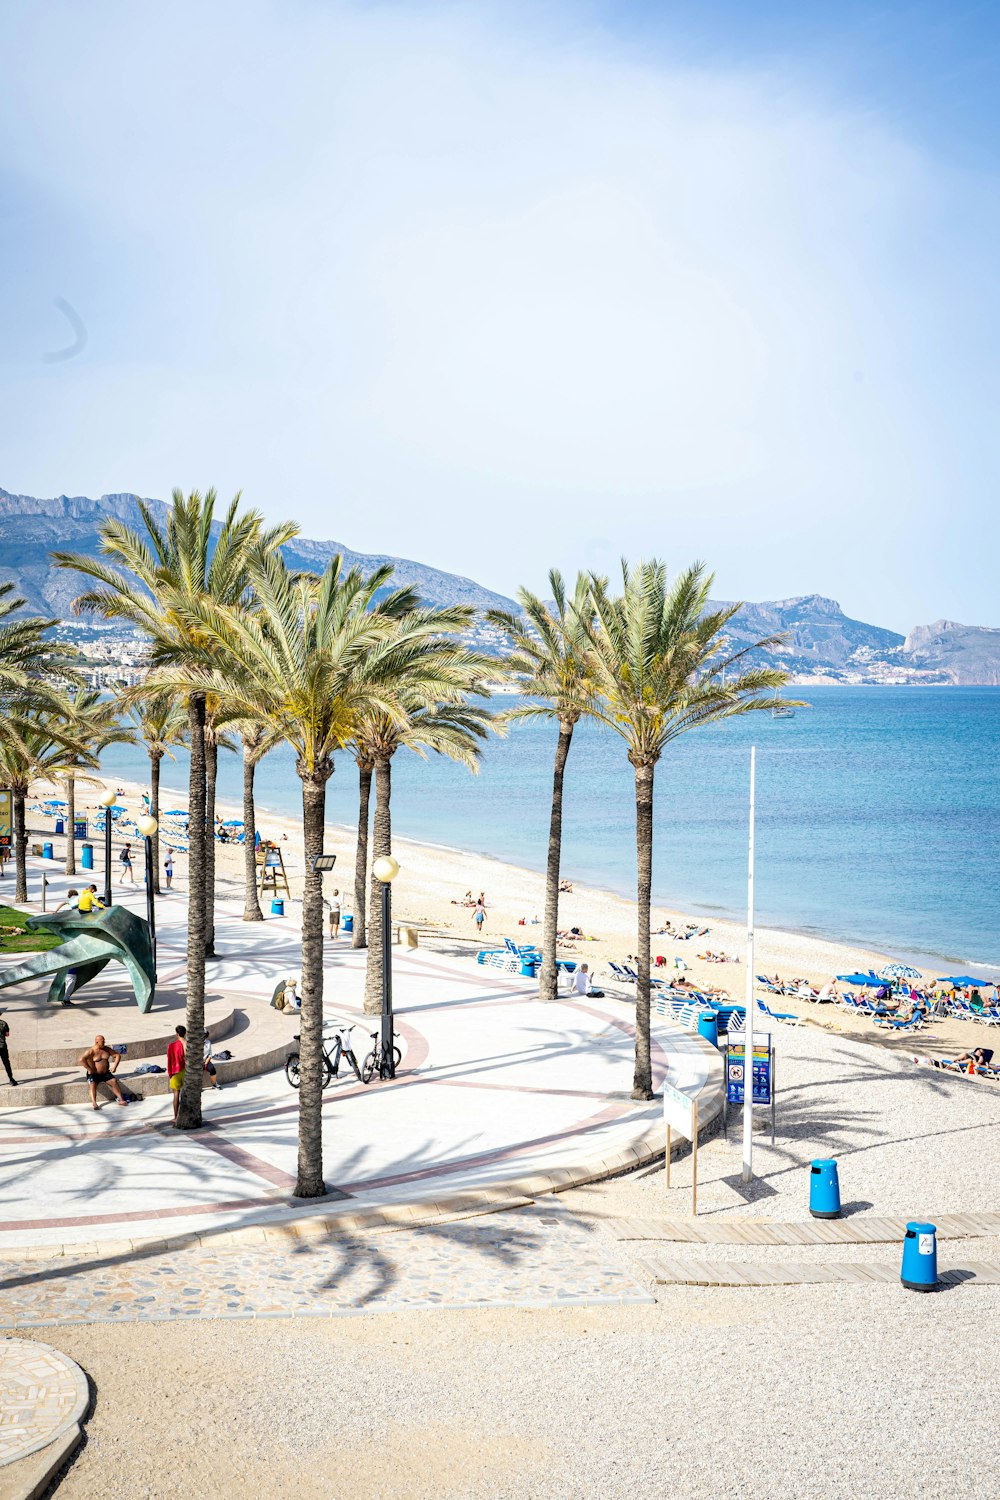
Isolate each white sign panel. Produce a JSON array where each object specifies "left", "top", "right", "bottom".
[{"left": 662, "top": 1080, "right": 696, "bottom": 1141}]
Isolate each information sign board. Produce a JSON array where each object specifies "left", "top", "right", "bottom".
[
  {"left": 726, "top": 1034, "right": 772, "bottom": 1105},
  {"left": 0, "top": 789, "right": 11, "bottom": 850},
  {"left": 663, "top": 1080, "right": 700, "bottom": 1215}
]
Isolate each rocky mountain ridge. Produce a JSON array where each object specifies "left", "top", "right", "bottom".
[{"left": 0, "top": 487, "right": 996, "bottom": 685}]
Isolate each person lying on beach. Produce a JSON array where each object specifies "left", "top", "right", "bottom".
[
  {"left": 941, "top": 1048, "right": 994, "bottom": 1073},
  {"left": 557, "top": 926, "right": 586, "bottom": 942},
  {"left": 559, "top": 880, "right": 573, "bottom": 893}
]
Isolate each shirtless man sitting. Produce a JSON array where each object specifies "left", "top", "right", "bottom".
[{"left": 79, "top": 1034, "right": 128, "bottom": 1110}]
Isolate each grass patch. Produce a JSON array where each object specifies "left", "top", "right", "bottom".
[{"left": 0, "top": 906, "right": 64, "bottom": 953}]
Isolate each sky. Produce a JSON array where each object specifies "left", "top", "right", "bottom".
[{"left": 1, "top": 0, "right": 998, "bottom": 631}]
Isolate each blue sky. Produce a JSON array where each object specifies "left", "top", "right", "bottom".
[{"left": 0, "top": 0, "right": 998, "bottom": 630}]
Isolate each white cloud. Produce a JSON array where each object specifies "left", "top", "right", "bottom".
[{"left": 0, "top": 0, "right": 997, "bottom": 627}]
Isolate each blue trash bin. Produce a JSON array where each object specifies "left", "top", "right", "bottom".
[
  {"left": 81, "top": 843, "right": 94, "bottom": 871},
  {"left": 54, "top": 817, "right": 65, "bottom": 836},
  {"left": 342, "top": 914, "right": 353, "bottom": 934},
  {"left": 520, "top": 959, "right": 538, "bottom": 978},
  {"left": 271, "top": 898, "right": 285, "bottom": 916},
  {"left": 901, "top": 1222, "right": 938, "bottom": 1291},
  {"left": 697, "top": 1010, "right": 719, "bottom": 1048},
  {"left": 42, "top": 841, "right": 54, "bottom": 860},
  {"left": 809, "top": 1159, "right": 841, "bottom": 1218}
]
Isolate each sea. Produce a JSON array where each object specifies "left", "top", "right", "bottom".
[{"left": 96, "top": 687, "right": 1000, "bottom": 978}]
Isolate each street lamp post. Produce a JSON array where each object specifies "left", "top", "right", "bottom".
[
  {"left": 99, "top": 788, "right": 116, "bottom": 909},
  {"left": 372, "top": 855, "right": 400, "bottom": 1078},
  {"left": 138, "top": 814, "right": 158, "bottom": 980}
]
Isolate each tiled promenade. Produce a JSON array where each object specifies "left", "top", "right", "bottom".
[{"left": 0, "top": 862, "right": 720, "bottom": 1255}]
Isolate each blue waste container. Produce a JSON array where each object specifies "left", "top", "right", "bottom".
[
  {"left": 697, "top": 1010, "right": 719, "bottom": 1048},
  {"left": 74, "top": 818, "right": 87, "bottom": 840},
  {"left": 901, "top": 1222, "right": 938, "bottom": 1291},
  {"left": 271, "top": 898, "right": 285, "bottom": 916},
  {"left": 54, "top": 818, "right": 65, "bottom": 836},
  {"left": 809, "top": 1159, "right": 841, "bottom": 1218},
  {"left": 81, "top": 843, "right": 94, "bottom": 870},
  {"left": 342, "top": 913, "right": 353, "bottom": 934},
  {"left": 42, "top": 841, "right": 53, "bottom": 860},
  {"left": 520, "top": 959, "right": 538, "bottom": 978}
]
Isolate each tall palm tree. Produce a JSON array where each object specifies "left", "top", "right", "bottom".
[
  {"left": 0, "top": 704, "right": 97, "bottom": 901},
  {"left": 55, "top": 489, "right": 297, "bottom": 1131},
  {"left": 61, "top": 688, "right": 134, "bottom": 878},
  {"left": 584, "top": 560, "right": 796, "bottom": 1098},
  {"left": 128, "top": 689, "right": 188, "bottom": 892},
  {"left": 203, "top": 695, "right": 239, "bottom": 954},
  {"left": 348, "top": 745, "right": 374, "bottom": 949},
  {"left": 358, "top": 692, "right": 491, "bottom": 1016},
  {"left": 488, "top": 571, "right": 595, "bottom": 1001},
  {"left": 145, "top": 551, "right": 417, "bottom": 1195},
  {"left": 236, "top": 719, "right": 279, "bottom": 922}
]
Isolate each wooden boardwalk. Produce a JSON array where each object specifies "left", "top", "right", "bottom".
[
  {"left": 629, "top": 1253, "right": 1000, "bottom": 1287},
  {"left": 605, "top": 1211, "right": 1000, "bottom": 1245}
]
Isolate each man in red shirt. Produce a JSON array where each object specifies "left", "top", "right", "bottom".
[{"left": 166, "top": 1024, "right": 186, "bottom": 1122}]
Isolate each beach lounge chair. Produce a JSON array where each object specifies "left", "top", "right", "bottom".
[
  {"left": 756, "top": 995, "right": 801, "bottom": 1025},
  {"left": 873, "top": 1009, "right": 926, "bottom": 1032}
]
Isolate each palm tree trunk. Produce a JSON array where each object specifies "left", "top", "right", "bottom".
[
  {"left": 149, "top": 751, "right": 161, "bottom": 894},
  {"left": 13, "top": 789, "right": 27, "bottom": 904},
  {"left": 632, "top": 761, "right": 654, "bottom": 1100},
  {"left": 176, "top": 692, "right": 207, "bottom": 1131},
  {"left": 242, "top": 745, "right": 263, "bottom": 922},
  {"left": 352, "top": 761, "right": 372, "bottom": 949},
  {"left": 204, "top": 738, "right": 217, "bottom": 957},
  {"left": 64, "top": 775, "right": 76, "bottom": 876},
  {"left": 296, "top": 772, "right": 329, "bottom": 1197},
  {"left": 538, "top": 722, "right": 573, "bottom": 1001},
  {"left": 363, "top": 755, "right": 391, "bottom": 1015}
]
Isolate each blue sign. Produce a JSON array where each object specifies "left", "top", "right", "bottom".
[{"left": 726, "top": 1036, "right": 772, "bottom": 1106}]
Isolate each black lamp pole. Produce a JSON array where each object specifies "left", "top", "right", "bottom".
[
  {"left": 380, "top": 878, "right": 395, "bottom": 1077},
  {"left": 103, "top": 807, "right": 113, "bottom": 909},
  {"left": 143, "top": 834, "right": 157, "bottom": 979}
]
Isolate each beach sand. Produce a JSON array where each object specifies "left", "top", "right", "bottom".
[{"left": 44, "top": 771, "right": 992, "bottom": 1059}]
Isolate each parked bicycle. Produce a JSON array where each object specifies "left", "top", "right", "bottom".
[
  {"left": 285, "top": 1020, "right": 363, "bottom": 1090},
  {"left": 362, "top": 1029, "right": 402, "bottom": 1084}
]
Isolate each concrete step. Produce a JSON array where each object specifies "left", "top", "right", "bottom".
[
  {"left": 2, "top": 1005, "right": 297, "bottom": 1106},
  {"left": 8, "top": 1006, "right": 238, "bottom": 1071}
]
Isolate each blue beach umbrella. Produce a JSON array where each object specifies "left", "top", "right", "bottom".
[
  {"left": 221, "top": 818, "right": 244, "bottom": 827},
  {"left": 837, "top": 972, "right": 882, "bottom": 986},
  {"left": 164, "top": 809, "right": 187, "bottom": 817},
  {"left": 936, "top": 975, "right": 995, "bottom": 988}
]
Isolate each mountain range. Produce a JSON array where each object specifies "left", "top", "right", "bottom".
[{"left": 0, "top": 486, "right": 997, "bottom": 685}]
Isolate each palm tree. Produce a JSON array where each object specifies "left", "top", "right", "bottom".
[
  {"left": 55, "top": 489, "right": 297, "bottom": 1131},
  {"left": 128, "top": 689, "right": 188, "bottom": 892},
  {"left": 144, "top": 550, "right": 416, "bottom": 1195},
  {"left": 236, "top": 719, "right": 279, "bottom": 922},
  {"left": 348, "top": 745, "right": 374, "bottom": 949},
  {"left": 584, "top": 560, "right": 796, "bottom": 1098},
  {"left": 488, "top": 571, "right": 595, "bottom": 1001},
  {"left": 358, "top": 692, "right": 491, "bottom": 1016},
  {"left": 0, "top": 704, "right": 97, "bottom": 901},
  {"left": 59, "top": 688, "right": 134, "bottom": 879},
  {"left": 203, "top": 695, "right": 239, "bottom": 954}
]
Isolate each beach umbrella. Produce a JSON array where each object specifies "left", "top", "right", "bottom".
[
  {"left": 936, "top": 975, "right": 994, "bottom": 988},
  {"left": 164, "top": 809, "right": 187, "bottom": 817},
  {"left": 221, "top": 818, "right": 244, "bottom": 827},
  {"left": 877, "top": 964, "right": 922, "bottom": 982},
  {"left": 44, "top": 799, "right": 67, "bottom": 806},
  {"left": 837, "top": 972, "right": 882, "bottom": 986}
]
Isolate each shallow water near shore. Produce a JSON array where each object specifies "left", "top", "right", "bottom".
[{"left": 97, "top": 686, "right": 1000, "bottom": 976}]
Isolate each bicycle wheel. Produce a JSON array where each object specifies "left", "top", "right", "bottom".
[
  {"left": 361, "top": 1050, "right": 377, "bottom": 1084},
  {"left": 285, "top": 1053, "right": 302, "bottom": 1089},
  {"left": 392, "top": 1046, "right": 402, "bottom": 1069},
  {"left": 320, "top": 1054, "right": 336, "bottom": 1089},
  {"left": 343, "top": 1049, "right": 363, "bottom": 1082}
]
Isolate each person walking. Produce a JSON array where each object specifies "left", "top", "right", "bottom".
[
  {"left": 328, "top": 888, "right": 341, "bottom": 940},
  {"left": 163, "top": 847, "right": 174, "bottom": 891},
  {"left": 118, "top": 842, "right": 134, "bottom": 884},
  {"left": 167, "top": 1024, "right": 186, "bottom": 1122},
  {"left": 0, "top": 1009, "right": 18, "bottom": 1086},
  {"left": 473, "top": 896, "right": 487, "bottom": 937},
  {"left": 79, "top": 1035, "right": 128, "bottom": 1110},
  {"left": 203, "top": 1033, "right": 221, "bottom": 1090}
]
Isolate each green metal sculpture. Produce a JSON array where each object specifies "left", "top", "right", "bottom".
[{"left": 0, "top": 905, "right": 156, "bottom": 1012}]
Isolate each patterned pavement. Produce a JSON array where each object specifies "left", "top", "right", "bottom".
[
  {"left": 0, "top": 1338, "right": 88, "bottom": 1466},
  {"left": 0, "top": 1209, "right": 653, "bottom": 1328}
]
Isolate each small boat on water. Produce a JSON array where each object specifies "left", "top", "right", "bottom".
[{"left": 771, "top": 688, "right": 794, "bottom": 719}]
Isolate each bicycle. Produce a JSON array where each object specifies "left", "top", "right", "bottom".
[
  {"left": 362, "top": 1029, "right": 402, "bottom": 1084},
  {"left": 285, "top": 1021, "right": 363, "bottom": 1090}
]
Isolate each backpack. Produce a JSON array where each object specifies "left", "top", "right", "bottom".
[{"left": 120, "top": 848, "right": 129, "bottom": 863}]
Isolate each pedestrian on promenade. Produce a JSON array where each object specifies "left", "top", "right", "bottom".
[
  {"left": 164, "top": 848, "right": 174, "bottom": 890},
  {"left": 79, "top": 1035, "right": 127, "bottom": 1110},
  {"left": 118, "top": 842, "right": 134, "bottom": 884},
  {"left": 203, "top": 1033, "right": 220, "bottom": 1090},
  {"left": 328, "top": 889, "right": 341, "bottom": 940},
  {"left": 167, "top": 1024, "right": 186, "bottom": 1121},
  {"left": 473, "top": 896, "right": 487, "bottom": 936},
  {"left": 0, "top": 1009, "right": 18, "bottom": 1086}
]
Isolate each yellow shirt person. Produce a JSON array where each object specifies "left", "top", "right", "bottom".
[{"left": 77, "top": 886, "right": 103, "bottom": 914}]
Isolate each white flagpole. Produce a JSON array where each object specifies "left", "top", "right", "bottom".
[{"left": 742, "top": 745, "right": 756, "bottom": 1184}]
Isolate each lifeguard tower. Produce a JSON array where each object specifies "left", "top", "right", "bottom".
[{"left": 257, "top": 842, "right": 290, "bottom": 900}]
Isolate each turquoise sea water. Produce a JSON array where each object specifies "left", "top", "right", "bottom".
[{"left": 98, "top": 687, "right": 1000, "bottom": 975}]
